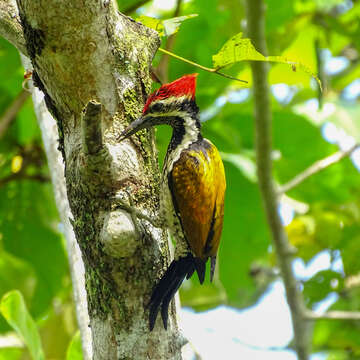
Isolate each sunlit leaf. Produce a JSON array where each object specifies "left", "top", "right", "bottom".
[
  {"left": 163, "top": 15, "right": 198, "bottom": 37},
  {"left": 137, "top": 16, "right": 164, "bottom": 35},
  {"left": 221, "top": 151, "right": 257, "bottom": 183},
  {"left": 269, "top": 25, "right": 319, "bottom": 87},
  {"left": 66, "top": 331, "right": 83, "bottom": 360},
  {"left": 0, "top": 348, "right": 22, "bottom": 360},
  {"left": 212, "top": 32, "right": 321, "bottom": 87},
  {"left": 11, "top": 156, "right": 22, "bottom": 174},
  {"left": 137, "top": 14, "right": 198, "bottom": 37},
  {"left": 0, "top": 291, "right": 44, "bottom": 360},
  {"left": 286, "top": 216, "right": 319, "bottom": 261}
]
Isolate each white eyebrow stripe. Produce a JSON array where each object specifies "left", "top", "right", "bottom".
[{"left": 149, "top": 94, "right": 192, "bottom": 108}]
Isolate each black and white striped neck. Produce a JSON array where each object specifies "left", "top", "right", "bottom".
[{"left": 167, "top": 98, "right": 202, "bottom": 154}]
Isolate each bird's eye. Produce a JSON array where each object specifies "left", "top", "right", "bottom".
[{"left": 151, "top": 102, "right": 163, "bottom": 113}]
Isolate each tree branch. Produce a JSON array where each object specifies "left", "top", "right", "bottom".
[
  {"left": 277, "top": 144, "right": 359, "bottom": 195},
  {"left": 0, "top": 88, "right": 30, "bottom": 140},
  {"left": 245, "top": 1, "right": 310, "bottom": 359},
  {"left": 16, "top": 1, "right": 182, "bottom": 358},
  {"left": 0, "top": 0, "right": 27, "bottom": 55},
  {"left": 304, "top": 310, "right": 360, "bottom": 321},
  {"left": 315, "top": 38, "right": 325, "bottom": 109}
]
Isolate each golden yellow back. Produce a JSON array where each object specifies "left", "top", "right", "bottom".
[{"left": 169, "top": 139, "right": 226, "bottom": 260}]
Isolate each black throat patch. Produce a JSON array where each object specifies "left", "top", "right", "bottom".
[{"left": 167, "top": 99, "right": 201, "bottom": 153}]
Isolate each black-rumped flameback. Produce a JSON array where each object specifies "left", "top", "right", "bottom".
[{"left": 119, "top": 74, "right": 226, "bottom": 331}]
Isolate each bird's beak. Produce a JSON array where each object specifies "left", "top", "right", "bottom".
[{"left": 117, "top": 116, "right": 147, "bottom": 142}]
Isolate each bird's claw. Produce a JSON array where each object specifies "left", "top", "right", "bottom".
[{"left": 113, "top": 191, "right": 164, "bottom": 233}]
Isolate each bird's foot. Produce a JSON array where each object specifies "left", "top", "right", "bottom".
[{"left": 114, "top": 192, "right": 164, "bottom": 233}]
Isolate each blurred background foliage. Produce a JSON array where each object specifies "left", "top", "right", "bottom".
[{"left": 0, "top": 0, "right": 360, "bottom": 358}]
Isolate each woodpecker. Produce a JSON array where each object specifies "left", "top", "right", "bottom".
[{"left": 118, "top": 74, "right": 226, "bottom": 331}]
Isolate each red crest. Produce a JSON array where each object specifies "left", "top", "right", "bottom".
[{"left": 143, "top": 74, "right": 198, "bottom": 114}]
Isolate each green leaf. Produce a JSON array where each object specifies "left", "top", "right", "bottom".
[
  {"left": 0, "top": 38, "right": 23, "bottom": 99},
  {"left": 137, "top": 14, "right": 198, "bottom": 37},
  {"left": 341, "top": 224, "right": 360, "bottom": 275},
  {"left": 268, "top": 25, "right": 319, "bottom": 88},
  {"left": 218, "top": 162, "right": 271, "bottom": 307},
  {"left": 66, "top": 331, "right": 83, "bottom": 360},
  {"left": 296, "top": 100, "right": 360, "bottom": 142},
  {"left": 212, "top": 32, "right": 320, "bottom": 87},
  {"left": 162, "top": 15, "right": 198, "bottom": 37},
  {"left": 303, "top": 270, "right": 344, "bottom": 306},
  {"left": 137, "top": 16, "right": 164, "bottom": 35},
  {"left": 0, "top": 251, "right": 36, "bottom": 301},
  {"left": 272, "top": 111, "right": 360, "bottom": 204},
  {"left": 180, "top": 280, "right": 226, "bottom": 311},
  {"left": 0, "top": 291, "right": 44, "bottom": 360},
  {"left": 221, "top": 151, "right": 257, "bottom": 183},
  {"left": 0, "top": 348, "right": 22, "bottom": 360},
  {"left": 312, "top": 290, "right": 360, "bottom": 355},
  {"left": 0, "top": 181, "right": 68, "bottom": 318},
  {"left": 212, "top": 32, "right": 266, "bottom": 67},
  {"left": 0, "top": 250, "right": 36, "bottom": 331},
  {"left": 266, "top": 0, "right": 294, "bottom": 32}
]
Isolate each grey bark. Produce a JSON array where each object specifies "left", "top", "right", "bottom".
[
  {"left": 0, "top": 0, "right": 27, "bottom": 55},
  {"left": 21, "top": 54, "right": 93, "bottom": 360},
  {"left": 14, "top": 0, "right": 183, "bottom": 359}
]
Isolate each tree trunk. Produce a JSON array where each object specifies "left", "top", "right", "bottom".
[{"left": 16, "top": 0, "right": 183, "bottom": 358}]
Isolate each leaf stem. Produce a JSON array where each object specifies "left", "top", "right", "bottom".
[
  {"left": 158, "top": 47, "right": 215, "bottom": 72},
  {"left": 157, "top": 47, "right": 248, "bottom": 83}
]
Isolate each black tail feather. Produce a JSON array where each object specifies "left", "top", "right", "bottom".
[
  {"left": 186, "top": 266, "right": 196, "bottom": 280},
  {"left": 194, "top": 258, "right": 206, "bottom": 284},
  {"left": 149, "top": 260, "right": 178, "bottom": 306},
  {"left": 149, "top": 262, "right": 180, "bottom": 331},
  {"left": 161, "top": 273, "right": 186, "bottom": 329},
  {"left": 148, "top": 254, "right": 195, "bottom": 331}
]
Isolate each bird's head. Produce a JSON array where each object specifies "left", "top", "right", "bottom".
[{"left": 118, "top": 74, "right": 198, "bottom": 141}]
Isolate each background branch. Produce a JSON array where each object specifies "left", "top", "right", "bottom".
[
  {"left": 0, "top": 172, "right": 49, "bottom": 187},
  {"left": 0, "top": 88, "right": 29, "bottom": 140},
  {"left": 245, "top": 1, "right": 310, "bottom": 359},
  {"left": 278, "top": 143, "right": 359, "bottom": 195},
  {"left": 305, "top": 310, "right": 360, "bottom": 321}
]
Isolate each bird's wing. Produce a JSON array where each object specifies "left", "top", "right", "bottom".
[{"left": 169, "top": 139, "right": 226, "bottom": 260}]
